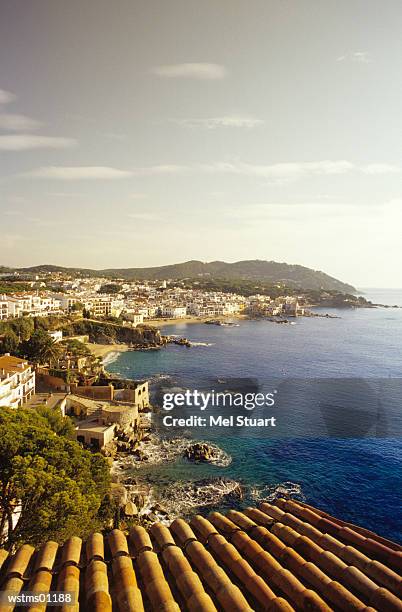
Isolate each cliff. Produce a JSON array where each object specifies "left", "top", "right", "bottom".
[{"left": 64, "top": 320, "right": 163, "bottom": 346}]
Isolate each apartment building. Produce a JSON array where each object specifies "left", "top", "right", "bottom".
[
  {"left": 0, "top": 298, "right": 8, "bottom": 321},
  {"left": 6, "top": 295, "right": 61, "bottom": 318},
  {"left": 0, "top": 354, "right": 36, "bottom": 408},
  {"left": 160, "top": 305, "right": 187, "bottom": 318}
]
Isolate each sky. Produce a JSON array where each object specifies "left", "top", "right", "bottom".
[{"left": 1, "top": 0, "right": 402, "bottom": 287}]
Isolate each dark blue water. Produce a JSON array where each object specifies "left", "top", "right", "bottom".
[{"left": 107, "top": 289, "right": 402, "bottom": 542}]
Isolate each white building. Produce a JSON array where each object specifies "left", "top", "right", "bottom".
[
  {"left": 122, "top": 310, "right": 144, "bottom": 326},
  {"left": 160, "top": 306, "right": 187, "bottom": 318},
  {"left": 6, "top": 295, "right": 61, "bottom": 318},
  {"left": 0, "top": 354, "right": 36, "bottom": 408},
  {"left": 0, "top": 297, "right": 8, "bottom": 321}
]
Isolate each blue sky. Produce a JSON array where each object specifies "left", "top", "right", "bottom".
[{"left": 1, "top": 0, "right": 401, "bottom": 286}]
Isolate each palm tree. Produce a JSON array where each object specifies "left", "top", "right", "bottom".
[{"left": 38, "top": 339, "right": 63, "bottom": 367}]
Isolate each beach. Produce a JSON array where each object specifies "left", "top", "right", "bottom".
[
  {"left": 87, "top": 342, "right": 131, "bottom": 360},
  {"left": 146, "top": 314, "right": 248, "bottom": 327}
]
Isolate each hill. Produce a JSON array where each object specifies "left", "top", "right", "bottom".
[{"left": 5, "top": 260, "right": 356, "bottom": 292}]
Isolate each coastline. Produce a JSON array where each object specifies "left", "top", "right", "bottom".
[
  {"left": 147, "top": 314, "right": 248, "bottom": 327},
  {"left": 87, "top": 342, "right": 131, "bottom": 360}
]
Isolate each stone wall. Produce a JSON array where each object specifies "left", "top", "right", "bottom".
[{"left": 70, "top": 384, "right": 114, "bottom": 400}]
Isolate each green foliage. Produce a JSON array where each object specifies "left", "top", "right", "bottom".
[
  {"left": 34, "top": 405, "right": 76, "bottom": 439},
  {"left": 98, "top": 283, "right": 122, "bottom": 294},
  {"left": 70, "top": 301, "right": 84, "bottom": 312},
  {"left": 9, "top": 317, "right": 35, "bottom": 341},
  {"left": 0, "top": 407, "right": 111, "bottom": 548},
  {"left": 62, "top": 338, "right": 91, "bottom": 357},
  {"left": 0, "top": 330, "right": 19, "bottom": 354},
  {"left": 0, "top": 283, "right": 32, "bottom": 294},
  {"left": 20, "top": 329, "right": 63, "bottom": 365},
  {"left": 181, "top": 277, "right": 291, "bottom": 298},
  {"left": 33, "top": 315, "right": 66, "bottom": 332}
]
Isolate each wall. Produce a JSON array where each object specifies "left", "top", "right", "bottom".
[{"left": 70, "top": 384, "right": 114, "bottom": 400}]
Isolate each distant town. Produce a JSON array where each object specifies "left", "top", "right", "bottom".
[{"left": 0, "top": 266, "right": 371, "bottom": 324}]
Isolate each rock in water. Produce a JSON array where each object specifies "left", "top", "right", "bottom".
[{"left": 184, "top": 442, "right": 218, "bottom": 463}]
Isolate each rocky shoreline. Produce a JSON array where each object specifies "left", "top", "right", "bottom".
[{"left": 107, "top": 412, "right": 235, "bottom": 528}]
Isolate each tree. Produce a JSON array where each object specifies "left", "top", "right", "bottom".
[
  {"left": 0, "top": 330, "right": 19, "bottom": 354},
  {"left": 98, "top": 284, "right": 121, "bottom": 294},
  {"left": 62, "top": 339, "right": 91, "bottom": 358},
  {"left": 70, "top": 301, "right": 84, "bottom": 313},
  {"left": 10, "top": 317, "right": 34, "bottom": 342},
  {"left": 34, "top": 405, "right": 76, "bottom": 439},
  {"left": 20, "top": 329, "right": 63, "bottom": 366},
  {"left": 0, "top": 407, "right": 111, "bottom": 548}
]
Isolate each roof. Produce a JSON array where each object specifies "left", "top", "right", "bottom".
[
  {"left": 75, "top": 420, "right": 115, "bottom": 434},
  {"left": 0, "top": 498, "right": 401, "bottom": 611},
  {"left": 0, "top": 355, "right": 30, "bottom": 374}
]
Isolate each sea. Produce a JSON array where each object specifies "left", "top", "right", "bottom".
[{"left": 106, "top": 288, "right": 402, "bottom": 543}]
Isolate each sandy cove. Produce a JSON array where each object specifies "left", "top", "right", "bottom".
[
  {"left": 87, "top": 315, "right": 247, "bottom": 360},
  {"left": 87, "top": 342, "right": 131, "bottom": 360},
  {"left": 146, "top": 314, "right": 248, "bottom": 327}
]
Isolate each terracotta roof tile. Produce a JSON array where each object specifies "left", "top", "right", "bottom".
[
  {"left": 292, "top": 499, "right": 401, "bottom": 552},
  {"left": 56, "top": 564, "right": 80, "bottom": 612},
  {"left": 111, "top": 555, "right": 144, "bottom": 611},
  {"left": 27, "top": 570, "right": 53, "bottom": 612},
  {"left": 129, "top": 525, "right": 152, "bottom": 553},
  {"left": 150, "top": 524, "right": 217, "bottom": 611},
  {"left": 264, "top": 501, "right": 402, "bottom": 600},
  {"left": 5, "top": 544, "right": 35, "bottom": 579},
  {"left": 0, "top": 577, "right": 25, "bottom": 612},
  {"left": 86, "top": 532, "right": 104, "bottom": 562},
  {"left": 172, "top": 519, "right": 254, "bottom": 611},
  {"left": 108, "top": 529, "right": 129, "bottom": 558},
  {"left": 0, "top": 501, "right": 400, "bottom": 610},
  {"left": 193, "top": 514, "right": 285, "bottom": 609},
  {"left": 33, "top": 541, "right": 58, "bottom": 573},
  {"left": 85, "top": 558, "right": 112, "bottom": 611},
  {"left": 60, "top": 537, "right": 82, "bottom": 567}
]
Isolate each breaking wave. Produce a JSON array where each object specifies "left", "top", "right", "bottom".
[
  {"left": 248, "top": 481, "right": 305, "bottom": 503},
  {"left": 156, "top": 478, "right": 243, "bottom": 519},
  {"left": 115, "top": 434, "right": 231, "bottom": 469},
  {"left": 102, "top": 351, "right": 121, "bottom": 365}
]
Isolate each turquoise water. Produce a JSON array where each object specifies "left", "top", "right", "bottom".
[{"left": 107, "top": 289, "right": 402, "bottom": 542}]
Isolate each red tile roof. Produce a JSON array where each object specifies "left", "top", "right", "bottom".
[{"left": 0, "top": 498, "right": 401, "bottom": 611}]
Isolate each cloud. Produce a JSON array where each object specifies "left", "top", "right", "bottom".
[
  {"left": 28, "top": 166, "right": 133, "bottom": 180},
  {"left": 353, "top": 51, "right": 370, "bottom": 63},
  {"left": 337, "top": 51, "right": 370, "bottom": 64},
  {"left": 173, "top": 115, "right": 264, "bottom": 129},
  {"left": 152, "top": 63, "right": 226, "bottom": 80},
  {"left": 0, "top": 135, "right": 76, "bottom": 151},
  {"left": 200, "top": 160, "right": 356, "bottom": 181},
  {"left": 0, "top": 113, "right": 42, "bottom": 131},
  {"left": 135, "top": 159, "right": 402, "bottom": 182},
  {"left": 132, "top": 164, "right": 188, "bottom": 176},
  {"left": 25, "top": 159, "right": 402, "bottom": 183},
  {"left": 0, "top": 89, "right": 16, "bottom": 105},
  {"left": 362, "top": 163, "right": 400, "bottom": 174}
]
